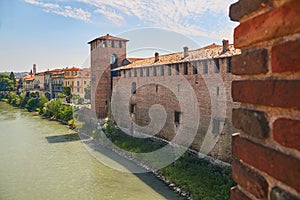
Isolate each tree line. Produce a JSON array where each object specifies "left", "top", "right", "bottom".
[
  {"left": 0, "top": 72, "right": 16, "bottom": 91},
  {"left": 0, "top": 92, "right": 75, "bottom": 128}
]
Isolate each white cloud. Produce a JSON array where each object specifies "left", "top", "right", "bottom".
[
  {"left": 77, "top": 0, "right": 236, "bottom": 39},
  {"left": 94, "top": 6, "right": 125, "bottom": 26},
  {"left": 25, "top": 0, "right": 237, "bottom": 40},
  {"left": 24, "top": 0, "right": 91, "bottom": 22}
]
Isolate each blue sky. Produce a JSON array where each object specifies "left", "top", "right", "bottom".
[{"left": 0, "top": 0, "right": 238, "bottom": 72}]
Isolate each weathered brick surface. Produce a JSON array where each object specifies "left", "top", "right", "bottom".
[
  {"left": 271, "top": 40, "right": 300, "bottom": 73},
  {"left": 232, "top": 48, "right": 268, "bottom": 75},
  {"left": 234, "top": 0, "right": 300, "bottom": 48},
  {"left": 231, "top": 187, "right": 252, "bottom": 200},
  {"left": 232, "top": 134, "right": 300, "bottom": 192},
  {"left": 232, "top": 160, "right": 269, "bottom": 199},
  {"left": 232, "top": 80, "right": 300, "bottom": 109},
  {"left": 229, "top": 0, "right": 273, "bottom": 22},
  {"left": 270, "top": 186, "right": 300, "bottom": 200},
  {"left": 273, "top": 118, "right": 300, "bottom": 151},
  {"left": 112, "top": 57, "right": 240, "bottom": 162},
  {"left": 232, "top": 108, "right": 269, "bottom": 138}
]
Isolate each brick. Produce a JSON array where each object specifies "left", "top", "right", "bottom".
[
  {"left": 232, "top": 108, "right": 269, "bottom": 138},
  {"left": 273, "top": 118, "right": 300, "bottom": 151},
  {"left": 232, "top": 160, "right": 269, "bottom": 199},
  {"left": 234, "top": 0, "right": 300, "bottom": 48},
  {"left": 230, "top": 0, "right": 273, "bottom": 22},
  {"left": 232, "top": 48, "right": 268, "bottom": 75},
  {"left": 272, "top": 40, "right": 300, "bottom": 73},
  {"left": 232, "top": 80, "right": 300, "bottom": 109},
  {"left": 231, "top": 187, "right": 252, "bottom": 200},
  {"left": 270, "top": 186, "right": 300, "bottom": 200},
  {"left": 232, "top": 134, "right": 300, "bottom": 192}
]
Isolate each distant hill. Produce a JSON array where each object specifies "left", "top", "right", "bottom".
[{"left": 0, "top": 72, "right": 28, "bottom": 78}]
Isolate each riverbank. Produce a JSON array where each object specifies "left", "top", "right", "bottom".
[
  {"left": 0, "top": 92, "right": 76, "bottom": 128},
  {"left": 82, "top": 119, "right": 235, "bottom": 200},
  {"left": 0, "top": 102, "right": 181, "bottom": 200}
]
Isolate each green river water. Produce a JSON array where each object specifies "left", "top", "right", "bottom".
[{"left": 0, "top": 102, "right": 180, "bottom": 200}]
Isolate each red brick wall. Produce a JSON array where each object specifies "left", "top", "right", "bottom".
[
  {"left": 112, "top": 57, "right": 240, "bottom": 162},
  {"left": 230, "top": 0, "right": 300, "bottom": 199}
]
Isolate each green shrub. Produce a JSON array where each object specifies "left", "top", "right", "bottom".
[{"left": 77, "top": 97, "right": 84, "bottom": 105}]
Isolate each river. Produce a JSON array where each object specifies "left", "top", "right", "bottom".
[{"left": 0, "top": 102, "right": 180, "bottom": 200}]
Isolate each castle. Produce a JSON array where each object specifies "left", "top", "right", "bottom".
[{"left": 89, "top": 34, "right": 241, "bottom": 162}]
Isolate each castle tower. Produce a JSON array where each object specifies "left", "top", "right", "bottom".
[{"left": 88, "top": 34, "right": 128, "bottom": 119}]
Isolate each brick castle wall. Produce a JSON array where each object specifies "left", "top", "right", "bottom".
[{"left": 112, "top": 57, "right": 240, "bottom": 162}]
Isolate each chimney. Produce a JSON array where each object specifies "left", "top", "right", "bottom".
[
  {"left": 154, "top": 52, "right": 159, "bottom": 62},
  {"left": 183, "top": 46, "right": 189, "bottom": 58},
  {"left": 222, "top": 39, "right": 229, "bottom": 52},
  {"left": 33, "top": 64, "right": 36, "bottom": 75}
]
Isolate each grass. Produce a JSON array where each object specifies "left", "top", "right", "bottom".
[{"left": 97, "top": 119, "right": 236, "bottom": 200}]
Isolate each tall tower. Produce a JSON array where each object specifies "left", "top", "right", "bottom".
[
  {"left": 33, "top": 64, "right": 36, "bottom": 75},
  {"left": 88, "top": 34, "right": 128, "bottom": 119}
]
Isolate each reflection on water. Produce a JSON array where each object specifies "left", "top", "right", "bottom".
[{"left": 0, "top": 102, "right": 179, "bottom": 200}]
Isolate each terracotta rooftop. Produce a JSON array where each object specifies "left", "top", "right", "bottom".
[
  {"left": 23, "top": 74, "right": 35, "bottom": 81},
  {"left": 88, "top": 34, "right": 128, "bottom": 44},
  {"left": 114, "top": 43, "right": 241, "bottom": 71},
  {"left": 64, "top": 67, "right": 80, "bottom": 72}
]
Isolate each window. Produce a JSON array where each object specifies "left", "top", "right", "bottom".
[
  {"left": 111, "top": 40, "right": 115, "bottom": 48},
  {"left": 160, "top": 66, "right": 164, "bottom": 76},
  {"left": 146, "top": 68, "right": 150, "bottom": 77},
  {"left": 153, "top": 67, "right": 157, "bottom": 76},
  {"left": 128, "top": 70, "right": 132, "bottom": 78},
  {"left": 131, "top": 82, "right": 136, "bottom": 94},
  {"left": 214, "top": 59, "right": 220, "bottom": 73},
  {"left": 103, "top": 40, "right": 107, "bottom": 48},
  {"left": 77, "top": 81, "right": 80, "bottom": 86},
  {"left": 216, "top": 86, "right": 219, "bottom": 96},
  {"left": 203, "top": 60, "right": 208, "bottom": 74},
  {"left": 140, "top": 68, "right": 143, "bottom": 77},
  {"left": 84, "top": 81, "right": 86, "bottom": 85},
  {"left": 212, "top": 119, "right": 220, "bottom": 134},
  {"left": 72, "top": 81, "right": 74, "bottom": 86},
  {"left": 134, "top": 69, "right": 137, "bottom": 77},
  {"left": 174, "top": 111, "right": 181, "bottom": 124},
  {"left": 227, "top": 57, "right": 232, "bottom": 73},
  {"left": 184, "top": 62, "right": 188, "bottom": 75},
  {"left": 156, "top": 85, "right": 158, "bottom": 93},
  {"left": 123, "top": 70, "right": 126, "bottom": 78},
  {"left": 175, "top": 63, "right": 179, "bottom": 75},
  {"left": 129, "top": 104, "right": 135, "bottom": 114},
  {"left": 193, "top": 62, "right": 198, "bottom": 74},
  {"left": 119, "top": 41, "right": 122, "bottom": 48},
  {"left": 168, "top": 65, "right": 172, "bottom": 76},
  {"left": 77, "top": 88, "right": 80, "bottom": 92}
]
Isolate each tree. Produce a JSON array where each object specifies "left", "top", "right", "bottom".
[
  {"left": 63, "top": 86, "right": 71, "bottom": 96},
  {"left": 0, "top": 74, "right": 14, "bottom": 91},
  {"left": 84, "top": 86, "right": 91, "bottom": 100},
  {"left": 63, "top": 86, "right": 71, "bottom": 103},
  {"left": 9, "top": 72, "right": 16, "bottom": 88},
  {"left": 77, "top": 97, "right": 84, "bottom": 104}
]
